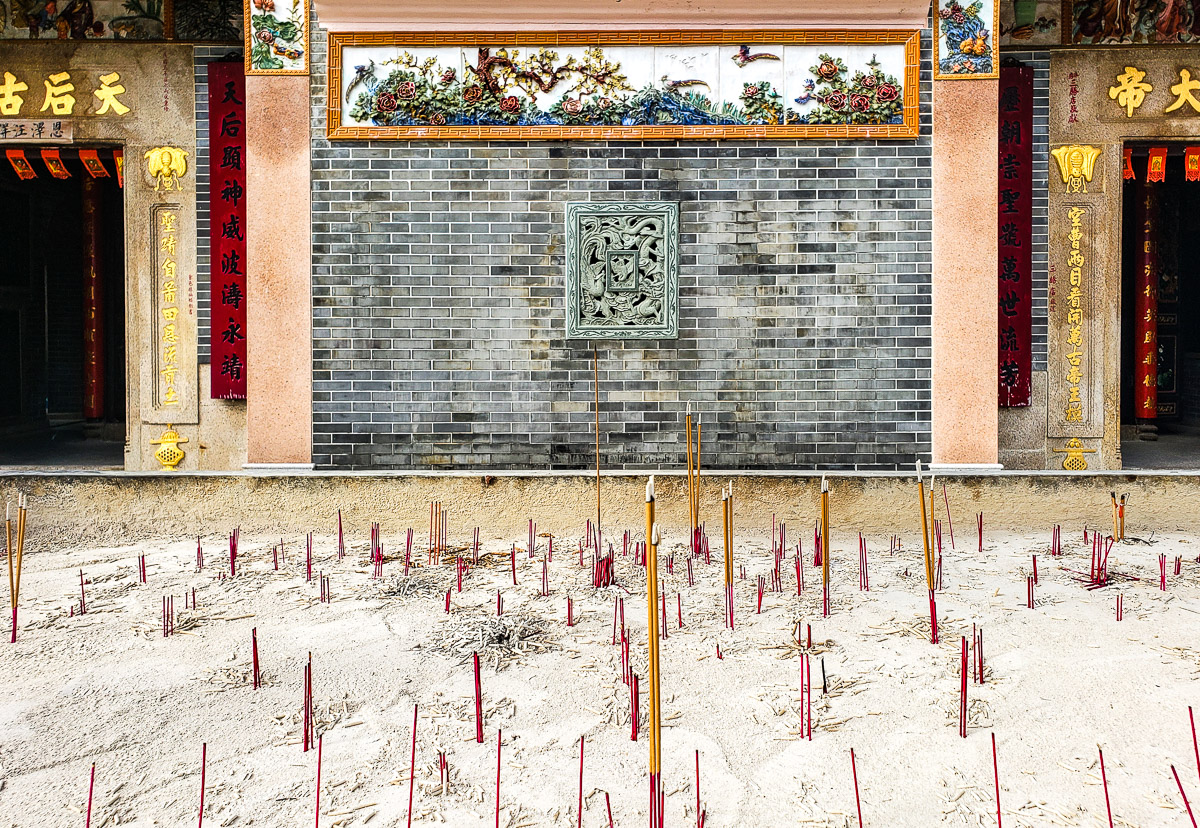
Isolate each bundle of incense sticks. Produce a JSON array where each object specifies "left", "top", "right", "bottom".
[
  {"left": 858, "top": 534, "right": 869, "bottom": 592},
  {"left": 319, "top": 573, "right": 331, "bottom": 603},
  {"left": 79, "top": 570, "right": 87, "bottom": 614},
  {"left": 138, "top": 553, "right": 147, "bottom": 583},
  {"left": 7, "top": 495, "right": 27, "bottom": 642},
  {"left": 973, "top": 625, "right": 984, "bottom": 684},
  {"left": 161, "top": 595, "right": 174, "bottom": 637},
  {"left": 820, "top": 477, "right": 830, "bottom": 618},
  {"left": 1116, "top": 593, "right": 1123, "bottom": 621},
  {"left": 1026, "top": 575, "right": 1035, "bottom": 609},
  {"left": 916, "top": 463, "right": 933, "bottom": 591},
  {"left": 1051, "top": 524, "right": 1062, "bottom": 556},
  {"left": 685, "top": 404, "right": 702, "bottom": 555},
  {"left": 722, "top": 483, "right": 734, "bottom": 629},
  {"left": 928, "top": 589, "right": 939, "bottom": 644},
  {"left": 799, "top": 652, "right": 813, "bottom": 739}
]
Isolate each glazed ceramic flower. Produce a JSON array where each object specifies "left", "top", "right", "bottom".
[
  {"left": 860, "top": 75, "right": 878, "bottom": 89},
  {"left": 599, "top": 97, "right": 612, "bottom": 109},
  {"left": 376, "top": 92, "right": 398, "bottom": 112},
  {"left": 952, "top": 11, "right": 966, "bottom": 23},
  {"left": 744, "top": 83, "right": 761, "bottom": 97},
  {"left": 500, "top": 95, "right": 520, "bottom": 113},
  {"left": 939, "top": 6, "right": 952, "bottom": 17},
  {"left": 849, "top": 94, "right": 870, "bottom": 112},
  {"left": 397, "top": 81, "right": 417, "bottom": 100},
  {"left": 817, "top": 60, "right": 840, "bottom": 80},
  {"left": 824, "top": 91, "right": 847, "bottom": 110},
  {"left": 430, "top": 112, "right": 447, "bottom": 125},
  {"left": 463, "top": 85, "right": 484, "bottom": 103},
  {"left": 441, "top": 69, "right": 456, "bottom": 83},
  {"left": 254, "top": 28, "right": 274, "bottom": 44},
  {"left": 563, "top": 98, "right": 583, "bottom": 114},
  {"left": 875, "top": 83, "right": 899, "bottom": 102}
]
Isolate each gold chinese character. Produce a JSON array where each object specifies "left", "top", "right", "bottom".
[
  {"left": 160, "top": 233, "right": 176, "bottom": 256},
  {"left": 1065, "top": 407, "right": 1083, "bottom": 422},
  {"left": 162, "top": 280, "right": 177, "bottom": 303},
  {"left": 1144, "top": 308, "right": 1155, "bottom": 322},
  {"left": 160, "top": 367, "right": 177, "bottom": 383},
  {"left": 1143, "top": 353, "right": 1154, "bottom": 365},
  {"left": 1145, "top": 331, "right": 1155, "bottom": 343},
  {"left": 1109, "top": 66, "right": 1152, "bottom": 117},
  {"left": 1143, "top": 398, "right": 1154, "bottom": 409},
  {"left": 0, "top": 71, "right": 29, "bottom": 116},
  {"left": 159, "top": 211, "right": 178, "bottom": 233},
  {"left": 162, "top": 323, "right": 178, "bottom": 344},
  {"left": 1166, "top": 68, "right": 1200, "bottom": 114},
  {"left": 164, "top": 386, "right": 179, "bottom": 405},
  {"left": 164, "top": 344, "right": 177, "bottom": 364},
  {"left": 162, "top": 259, "right": 176, "bottom": 279},
  {"left": 162, "top": 307, "right": 178, "bottom": 321},
  {"left": 93, "top": 72, "right": 129, "bottom": 116},
  {"left": 1144, "top": 374, "right": 1155, "bottom": 386},
  {"left": 40, "top": 72, "right": 75, "bottom": 116}
]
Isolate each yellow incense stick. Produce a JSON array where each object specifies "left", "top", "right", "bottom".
[
  {"left": 821, "top": 477, "right": 830, "bottom": 587},
  {"left": 694, "top": 414, "right": 702, "bottom": 534},
  {"left": 917, "top": 463, "right": 933, "bottom": 589},
  {"left": 647, "top": 522, "right": 661, "bottom": 776},
  {"left": 685, "top": 408, "right": 695, "bottom": 535}
]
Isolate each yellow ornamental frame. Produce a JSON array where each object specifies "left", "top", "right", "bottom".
[{"left": 326, "top": 30, "right": 922, "bottom": 141}]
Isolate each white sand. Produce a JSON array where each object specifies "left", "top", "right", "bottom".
[{"left": 0, "top": 510, "right": 1198, "bottom": 827}]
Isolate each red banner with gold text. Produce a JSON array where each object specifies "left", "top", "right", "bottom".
[
  {"left": 1135, "top": 184, "right": 1157, "bottom": 419},
  {"left": 208, "top": 60, "right": 247, "bottom": 400},
  {"left": 998, "top": 66, "right": 1033, "bottom": 407}
]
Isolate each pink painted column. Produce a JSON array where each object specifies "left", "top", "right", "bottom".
[
  {"left": 245, "top": 75, "right": 313, "bottom": 466},
  {"left": 931, "top": 79, "right": 1000, "bottom": 467}
]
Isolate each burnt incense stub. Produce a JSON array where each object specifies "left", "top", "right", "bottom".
[{"left": 565, "top": 202, "right": 679, "bottom": 340}]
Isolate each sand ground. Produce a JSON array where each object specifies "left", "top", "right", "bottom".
[{"left": 0, "top": 503, "right": 1198, "bottom": 827}]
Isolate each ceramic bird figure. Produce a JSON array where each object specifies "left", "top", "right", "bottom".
[
  {"left": 662, "top": 75, "right": 710, "bottom": 91},
  {"left": 732, "top": 45, "right": 781, "bottom": 67},
  {"left": 793, "top": 78, "right": 816, "bottom": 105},
  {"left": 346, "top": 60, "right": 375, "bottom": 95}
]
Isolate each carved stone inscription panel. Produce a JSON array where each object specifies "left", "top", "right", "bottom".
[{"left": 565, "top": 202, "right": 679, "bottom": 339}]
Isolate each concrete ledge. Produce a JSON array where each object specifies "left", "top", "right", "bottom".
[{"left": 0, "top": 471, "right": 1196, "bottom": 547}]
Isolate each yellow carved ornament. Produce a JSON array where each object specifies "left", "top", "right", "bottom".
[
  {"left": 149, "top": 424, "right": 188, "bottom": 470},
  {"left": 144, "top": 146, "right": 189, "bottom": 191},
  {"left": 1051, "top": 438, "right": 1096, "bottom": 471},
  {"left": 1050, "top": 145, "right": 1101, "bottom": 194}
]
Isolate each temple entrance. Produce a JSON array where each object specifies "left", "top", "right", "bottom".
[
  {"left": 1120, "top": 143, "right": 1200, "bottom": 470},
  {"left": 0, "top": 147, "right": 125, "bottom": 468}
]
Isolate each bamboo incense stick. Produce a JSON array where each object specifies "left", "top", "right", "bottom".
[
  {"left": 1099, "top": 747, "right": 1114, "bottom": 828},
  {"left": 916, "top": 463, "right": 933, "bottom": 591}
]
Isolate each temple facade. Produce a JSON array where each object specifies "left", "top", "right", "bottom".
[{"left": 0, "top": 0, "right": 1196, "bottom": 472}]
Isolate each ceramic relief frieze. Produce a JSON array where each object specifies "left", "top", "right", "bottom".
[
  {"left": 933, "top": 0, "right": 999, "bottom": 79},
  {"left": 327, "top": 31, "right": 920, "bottom": 140}
]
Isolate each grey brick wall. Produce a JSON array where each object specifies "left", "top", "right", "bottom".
[{"left": 310, "top": 24, "right": 934, "bottom": 470}]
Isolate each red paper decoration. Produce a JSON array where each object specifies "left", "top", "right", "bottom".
[
  {"left": 1122, "top": 148, "right": 1136, "bottom": 181},
  {"left": 40, "top": 147, "right": 70, "bottom": 179},
  {"left": 114, "top": 148, "right": 124, "bottom": 188},
  {"left": 1186, "top": 147, "right": 1200, "bottom": 182},
  {"left": 5, "top": 148, "right": 36, "bottom": 180},
  {"left": 79, "top": 149, "right": 109, "bottom": 179},
  {"left": 1147, "top": 146, "right": 1167, "bottom": 183}
]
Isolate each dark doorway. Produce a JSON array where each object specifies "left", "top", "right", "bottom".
[
  {"left": 0, "top": 147, "right": 125, "bottom": 468},
  {"left": 1121, "top": 143, "right": 1200, "bottom": 470}
]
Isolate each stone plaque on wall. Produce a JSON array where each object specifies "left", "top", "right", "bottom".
[{"left": 565, "top": 202, "right": 679, "bottom": 340}]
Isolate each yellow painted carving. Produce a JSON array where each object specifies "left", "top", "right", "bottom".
[
  {"left": 1108, "top": 66, "right": 1151, "bottom": 117},
  {"left": 144, "top": 147, "right": 190, "bottom": 191},
  {"left": 1050, "top": 145, "right": 1101, "bottom": 193},
  {"left": 0, "top": 71, "right": 29, "bottom": 116},
  {"left": 1166, "top": 68, "right": 1200, "bottom": 114},
  {"left": 149, "top": 425, "right": 188, "bottom": 470},
  {"left": 93, "top": 71, "right": 130, "bottom": 115},
  {"left": 1052, "top": 438, "right": 1095, "bottom": 471},
  {"left": 40, "top": 71, "right": 75, "bottom": 115}
]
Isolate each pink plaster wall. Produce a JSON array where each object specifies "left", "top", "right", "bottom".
[
  {"left": 245, "top": 74, "right": 313, "bottom": 465},
  {"left": 932, "top": 79, "right": 999, "bottom": 465}
]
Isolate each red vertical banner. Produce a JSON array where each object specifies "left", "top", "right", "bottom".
[
  {"left": 1134, "top": 183, "right": 1157, "bottom": 419},
  {"left": 998, "top": 66, "right": 1033, "bottom": 407},
  {"left": 1146, "top": 147, "right": 1167, "bottom": 183},
  {"left": 1186, "top": 147, "right": 1200, "bottom": 181},
  {"left": 208, "top": 60, "right": 248, "bottom": 400}
]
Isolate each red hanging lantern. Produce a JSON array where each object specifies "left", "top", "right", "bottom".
[
  {"left": 1185, "top": 147, "right": 1200, "bottom": 182},
  {"left": 1147, "top": 146, "right": 1168, "bottom": 183},
  {"left": 1123, "top": 148, "right": 1136, "bottom": 181},
  {"left": 40, "top": 147, "right": 70, "bottom": 179},
  {"left": 6, "top": 148, "right": 36, "bottom": 180}
]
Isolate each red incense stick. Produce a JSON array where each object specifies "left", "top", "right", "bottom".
[
  {"left": 315, "top": 735, "right": 323, "bottom": 828},
  {"left": 474, "top": 652, "right": 484, "bottom": 743},
  {"left": 85, "top": 762, "right": 95, "bottom": 828},
  {"left": 407, "top": 704, "right": 418, "bottom": 828},
  {"left": 252, "top": 628, "right": 260, "bottom": 689},
  {"left": 992, "top": 733, "right": 1001, "bottom": 828},
  {"left": 495, "top": 729, "right": 503, "bottom": 828},
  {"left": 1190, "top": 706, "right": 1199, "bottom": 788},
  {"left": 960, "top": 636, "right": 968, "bottom": 738},
  {"left": 1099, "top": 747, "right": 1114, "bottom": 828},
  {"left": 577, "top": 736, "right": 585, "bottom": 828},
  {"left": 198, "top": 742, "right": 207, "bottom": 828},
  {"left": 695, "top": 750, "right": 701, "bottom": 828},
  {"left": 850, "top": 748, "right": 864, "bottom": 827},
  {"left": 1172, "top": 764, "right": 1199, "bottom": 828}
]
